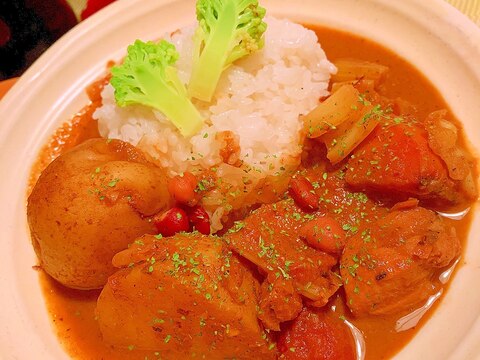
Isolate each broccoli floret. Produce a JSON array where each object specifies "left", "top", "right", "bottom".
[
  {"left": 188, "top": 0, "right": 267, "bottom": 102},
  {"left": 110, "top": 39, "right": 204, "bottom": 137}
]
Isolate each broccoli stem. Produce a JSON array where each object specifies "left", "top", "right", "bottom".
[
  {"left": 133, "top": 63, "right": 203, "bottom": 137},
  {"left": 188, "top": 1, "right": 238, "bottom": 102}
]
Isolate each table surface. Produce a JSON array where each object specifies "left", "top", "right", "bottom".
[{"left": 445, "top": 0, "right": 480, "bottom": 24}]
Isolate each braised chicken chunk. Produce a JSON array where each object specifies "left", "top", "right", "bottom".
[
  {"left": 424, "top": 110, "right": 477, "bottom": 200},
  {"left": 341, "top": 200, "right": 460, "bottom": 316},
  {"left": 225, "top": 200, "right": 342, "bottom": 330},
  {"left": 96, "top": 233, "right": 276, "bottom": 359}
]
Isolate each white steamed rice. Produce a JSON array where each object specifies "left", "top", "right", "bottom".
[{"left": 94, "top": 17, "right": 336, "bottom": 177}]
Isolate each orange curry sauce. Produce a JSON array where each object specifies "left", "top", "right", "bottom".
[{"left": 31, "top": 26, "right": 475, "bottom": 360}]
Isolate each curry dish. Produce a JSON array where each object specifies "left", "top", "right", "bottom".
[{"left": 28, "top": 22, "right": 477, "bottom": 360}]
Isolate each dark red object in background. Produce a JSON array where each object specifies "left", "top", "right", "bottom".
[
  {"left": 0, "top": 0, "right": 77, "bottom": 80},
  {"left": 0, "top": 0, "right": 117, "bottom": 80},
  {"left": 81, "top": 0, "right": 116, "bottom": 20},
  {"left": 26, "top": 0, "right": 78, "bottom": 39},
  {"left": 0, "top": 18, "right": 11, "bottom": 46}
]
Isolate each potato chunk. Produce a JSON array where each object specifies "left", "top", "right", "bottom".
[
  {"left": 27, "top": 139, "right": 170, "bottom": 289},
  {"left": 96, "top": 234, "right": 276, "bottom": 359}
]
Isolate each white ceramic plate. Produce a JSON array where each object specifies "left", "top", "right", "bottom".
[{"left": 0, "top": 0, "right": 479, "bottom": 359}]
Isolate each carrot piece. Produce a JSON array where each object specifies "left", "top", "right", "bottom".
[
  {"left": 345, "top": 124, "right": 449, "bottom": 198},
  {"left": 167, "top": 171, "right": 198, "bottom": 205}
]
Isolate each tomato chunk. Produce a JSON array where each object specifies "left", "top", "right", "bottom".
[{"left": 278, "top": 308, "right": 356, "bottom": 360}]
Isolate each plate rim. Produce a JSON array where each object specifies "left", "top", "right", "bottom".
[{"left": 0, "top": 0, "right": 479, "bottom": 359}]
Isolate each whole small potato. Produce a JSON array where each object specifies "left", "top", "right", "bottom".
[{"left": 27, "top": 138, "right": 171, "bottom": 289}]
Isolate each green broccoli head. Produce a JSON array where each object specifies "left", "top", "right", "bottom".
[
  {"left": 188, "top": 0, "right": 267, "bottom": 102},
  {"left": 110, "top": 39, "right": 204, "bottom": 137}
]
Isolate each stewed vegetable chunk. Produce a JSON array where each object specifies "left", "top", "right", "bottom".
[
  {"left": 27, "top": 139, "right": 170, "bottom": 289},
  {"left": 96, "top": 233, "right": 276, "bottom": 359},
  {"left": 278, "top": 308, "right": 356, "bottom": 360},
  {"left": 346, "top": 122, "right": 476, "bottom": 207}
]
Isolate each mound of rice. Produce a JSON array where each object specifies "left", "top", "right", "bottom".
[{"left": 94, "top": 17, "right": 335, "bottom": 229}]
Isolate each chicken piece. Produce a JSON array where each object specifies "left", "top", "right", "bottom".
[
  {"left": 258, "top": 276, "right": 303, "bottom": 331},
  {"left": 277, "top": 308, "right": 356, "bottom": 360},
  {"left": 225, "top": 200, "right": 342, "bottom": 329},
  {"left": 27, "top": 138, "right": 170, "bottom": 289},
  {"left": 96, "top": 233, "right": 276, "bottom": 359},
  {"left": 424, "top": 110, "right": 477, "bottom": 200},
  {"left": 345, "top": 123, "right": 463, "bottom": 207},
  {"left": 341, "top": 201, "right": 460, "bottom": 316}
]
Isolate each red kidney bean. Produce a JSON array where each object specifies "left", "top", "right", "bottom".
[
  {"left": 288, "top": 175, "right": 319, "bottom": 211},
  {"left": 188, "top": 206, "right": 211, "bottom": 235},
  {"left": 153, "top": 208, "right": 189, "bottom": 237},
  {"left": 299, "top": 216, "right": 346, "bottom": 255}
]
